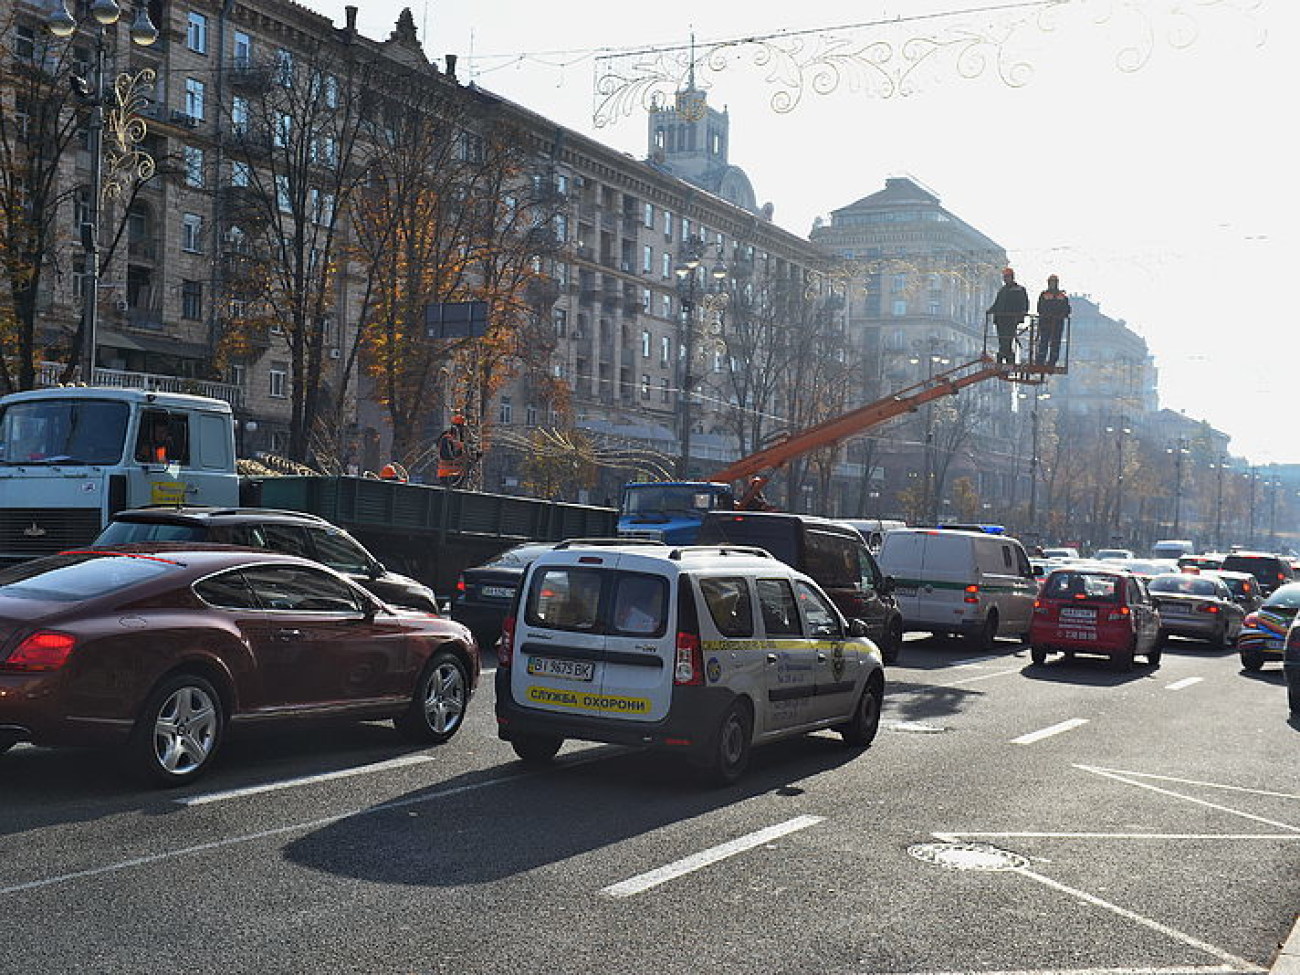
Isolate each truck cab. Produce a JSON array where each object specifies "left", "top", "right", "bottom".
[
  {"left": 616, "top": 481, "right": 734, "bottom": 545},
  {"left": 0, "top": 387, "right": 239, "bottom": 563}
]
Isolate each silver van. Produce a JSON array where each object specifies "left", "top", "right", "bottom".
[
  {"left": 494, "top": 543, "right": 886, "bottom": 784},
  {"left": 877, "top": 527, "right": 1038, "bottom": 649}
]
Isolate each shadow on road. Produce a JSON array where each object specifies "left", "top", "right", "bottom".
[{"left": 281, "top": 735, "right": 869, "bottom": 888}]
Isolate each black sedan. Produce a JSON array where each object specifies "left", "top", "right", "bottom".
[
  {"left": 0, "top": 544, "right": 479, "bottom": 786},
  {"left": 451, "top": 542, "right": 560, "bottom": 649}
]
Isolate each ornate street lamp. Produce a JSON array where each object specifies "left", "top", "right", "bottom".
[{"left": 47, "top": 0, "right": 158, "bottom": 383}]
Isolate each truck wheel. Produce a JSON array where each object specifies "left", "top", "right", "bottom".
[
  {"left": 698, "top": 701, "right": 752, "bottom": 786},
  {"left": 882, "top": 618, "right": 903, "bottom": 664},
  {"left": 124, "top": 673, "right": 224, "bottom": 787},
  {"left": 511, "top": 735, "right": 563, "bottom": 765},
  {"left": 840, "top": 674, "right": 883, "bottom": 747},
  {"left": 396, "top": 651, "right": 469, "bottom": 745},
  {"left": 966, "top": 612, "right": 998, "bottom": 652},
  {"left": 1030, "top": 646, "right": 1047, "bottom": 666},
  {"left": 1240, "top": 652, "right": 1263, "bottom": 672}
]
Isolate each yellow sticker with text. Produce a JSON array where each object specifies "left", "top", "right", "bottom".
[
  {"left": 150, "top": 481, "right": 187, "bottom": 505},
  {"left": 526, "top": 685, "right": 651, "bottom": 715}
]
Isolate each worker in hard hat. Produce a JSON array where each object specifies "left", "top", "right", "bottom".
[{"left": 437, "top": 414, "right": 470, "bottom": 486}]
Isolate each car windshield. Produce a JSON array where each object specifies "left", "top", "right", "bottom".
[
  {"left": 0, "top": 398, "right": 130, "bottom": 466},
  {"left": 1043, "top": 571, "right": 1121, "bottom": 602},
  {"left": 1147, "top": 575, "right": 1220, "bottom": 597},
  {"left": 0, "top": 551, "right": 179, "bottom": 601},
  {"left": 622, "top": 485, "right": 720, "bottom": 516},
  {"left": 96, "top": 520, "right": 207, "bottom": 545},
  {"left": 1262, "top": 583, "right": 1300, "bottom": 610}
]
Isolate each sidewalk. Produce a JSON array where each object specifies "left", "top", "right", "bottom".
[{"left": 1274, "top": 914, "right": 1300, "bottom": 974}]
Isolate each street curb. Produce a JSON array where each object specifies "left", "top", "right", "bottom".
[{"left": 1273, "top": 914, "right": 1300, "bottom": 974}]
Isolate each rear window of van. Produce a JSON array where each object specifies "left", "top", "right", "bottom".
[
  {"left": 699, "top": 576, "right": 754, "bottom": 637},
  {"left": 524, "top": 566, "right": 668, "bottom": 636}
]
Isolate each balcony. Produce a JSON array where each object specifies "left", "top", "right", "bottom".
[
  {"left": 226, "top": 60, "right": 272, "bottom": 90},
  {"left": 32, "top": 361, "right": 243, "bottom": 409}
]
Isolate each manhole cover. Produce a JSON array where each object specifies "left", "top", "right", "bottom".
[
  {"left": 888, "top": 721, "right": 948, "bottom": 734},
  {"left": 908, "top": 841, "right": 1029, "bottom": 872}
]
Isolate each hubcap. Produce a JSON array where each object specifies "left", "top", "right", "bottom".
[
  {"left": 424, "top": 662, "right": 466, "bottom": 734},
  {"left": 153, "top": 686, "right": 218, "bottom": 774}
]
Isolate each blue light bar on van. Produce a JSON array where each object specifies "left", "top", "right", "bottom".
[{"left": 936, "top": 523, "right": 1006, "bottom": 535}]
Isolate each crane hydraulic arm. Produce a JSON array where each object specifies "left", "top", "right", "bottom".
[{"left": 710, "top": 355, "right": 1014, "bottom": 497}]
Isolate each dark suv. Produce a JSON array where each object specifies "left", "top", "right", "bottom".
[
  {"left": 695, "top": 510, "right": 903, "bottom": 663},
  {"left": 94, "top": 507, "right": 439, "bottom": 611},
  {"left": 1219, "top": 551, "right": 1294, "bottom": 597}
]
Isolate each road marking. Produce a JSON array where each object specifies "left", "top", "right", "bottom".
[
  {"left": 936, "top": 831, "right": 1300, "bottom": 842},
  {"left": 1073, "top": 766, "right": 1300, "bottom": 802},
  {"left": 884, "top": 967, "right": 1251, "bottom": 974},
  {"left": 0, "top": 750, "right": 615, "bottom": 897},
  {"left": 1014, "top": 866, "right": 1266, "bottom": 972},
  {"left": 946, "top": 668, "right": 1022, "bottom": 687},
  {"left": 1075, "top": 765, "right": 1300, "bottom": 832},
  {"left": 1166, "top": 676, "right": 1204, "bottom": 691},
  {"left": 951, "top": 655, "right": 1001, "bottom": 667},
  {"left": 1012, "top": 718, "right": 1088, "bottom": 744},
  {"left": 600, "top": 815, "right": 824, "bottom": 899},
  {"left": 175, "top": 754, "right": 436, "bottom": 806}
]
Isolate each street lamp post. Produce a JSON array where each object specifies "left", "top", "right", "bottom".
[
  {"left": 1210, "top": 457, "right": 1227, "bottom": 551},
  {"left": 1105, "top": 418, "right": 1131, "bottom": 544},
  {"left": 47, "top": 0, "right": 158, "bottom": 383},
  {"left": 674, "top": 236, "right": 727, "bottom": 479},
  {"left": 909, "top": 340, "right": 950, "bottom": 524},
  {"left": 1166, "top": 437, "right": 1190, "bottom": 537}
]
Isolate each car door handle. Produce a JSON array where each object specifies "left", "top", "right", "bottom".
[
  {"left": 766, "top": 653, "right": 779, "bottom": 664},
  {"left": 275, "top": 628, "right": 304, "bottom": 641}
]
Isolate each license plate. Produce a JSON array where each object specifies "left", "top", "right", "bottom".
[
  {"left": 480, "top": 585, "right": 515, "bottom": 599},
  {"left": 1059, "top": 607, "right": 1096, "bottom": 620},
  {"left": 527, "top": 656, "right": 595, "bottom": 682},
  {"left": 1061, "top": 627, "right": 1097, "bottom": 641}
]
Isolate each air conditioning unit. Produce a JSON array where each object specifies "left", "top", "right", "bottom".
[{"left": 328, "top": 348, "right": 341, "bottom": 359}]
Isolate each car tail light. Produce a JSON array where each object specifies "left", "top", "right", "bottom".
[
  {"left": 2, "top": 631, "right": 77, "bottom": 671},
  {"left": 674, "top": 630, "right": 703, "bottom": 685},
  {"left": 964, "top": 584, "right": 979, "bottom": 605},
  {"left": 456, "top": 574, "right": 466, "bottom": 594},
  {"left": 1107, "top": 606, "right": 1131, "bottom": 621},
  {"left": 1198, "top": 604, "right": 1220, "bottom": 615},
  {"left": 497, "top": 615, "right": 516, "bottom": 669}
]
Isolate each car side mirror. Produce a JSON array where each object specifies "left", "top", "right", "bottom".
[{"left": 849, "top": 618, "right": 869, "bottom": 638}]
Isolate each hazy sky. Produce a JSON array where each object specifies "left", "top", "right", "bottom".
[{"left": 312, "top": 0, "right": 1294, "bottom": 463}]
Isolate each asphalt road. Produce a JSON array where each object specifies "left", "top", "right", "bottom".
[{"left": 2, "top": 634, "right": 1297, "bottom": 975}]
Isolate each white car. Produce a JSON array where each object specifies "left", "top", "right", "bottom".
[
  {"left": 494, "top": 542, "right": 885, "bottom": 784},
  {"left": 1094, "top": 548, "right": 1136, "bottom": 561}
]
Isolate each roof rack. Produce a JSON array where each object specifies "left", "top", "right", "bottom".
[
  {"left": 668, "top": 545, "right": 774, "bottom": 561},
  {"left": 552, "top": 537, "right": 665, "bottom": 549}
]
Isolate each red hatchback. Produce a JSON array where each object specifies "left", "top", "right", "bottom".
[
  {"left": 0, "top": 545, "right": 480, "bottom": 786},
  {"left": 1028, "top": 566, "right": 1162, "bottom": 669}
]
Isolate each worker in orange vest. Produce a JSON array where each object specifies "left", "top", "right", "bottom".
[{"left": 436, "top": 415, "right": 470, "bottom": 487}]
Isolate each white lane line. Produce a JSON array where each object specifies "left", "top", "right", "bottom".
[
  {"left": 1076, "top": 765, "right": 1300, "bottom": 832},
  {"left": 946, "top": 667, "right": 1023, "bottom": 687},
  {"left": 1014, "top": 866, "right": 1266, "bottom": 972},
  {"left": 1167, "top": 676, "right": 1204, "bottom": 691},
  {"left": 175, "top": 754, "right": 435, "bottom": 806},
  {"left": 0, "top": 750, "right": 615, "bottom": 897},
  {"left": 601, "top": 815, "right": 824, "bottom": 899},
  {"left": 1012, "top": 718, "right": 1088, "bottom": 745},
  {"left": 950, "top": 655, "right": 1001, "bottom": 667},
  {"left": 1073, "top": 766, "right": 1300, "bottom": 802},
  {"left": 884, "top": 966, "right": 1246, "bottom": 974},
  {"left": 935, "top": 831, "right": 1300, "bottom": 842}
]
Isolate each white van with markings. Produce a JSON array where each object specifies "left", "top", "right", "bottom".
[
  {"left": 876, "top": 527, "right": 1038, "bottom": 648},
  {"left": 494, "top": 542, "right": 885, "bottom": 784}
]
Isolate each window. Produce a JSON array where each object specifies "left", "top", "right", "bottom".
[
  {"left": 273, "top": 111, "right": 292, "bottom": 148},
  {"left": 756, "top": 578, "right": 800, "bottom": 636},
  {"left": 643, "top": 203, "right": 654, "bottom": 227},
  {"left": 242, "top": 564, "right": 363, "bottom": 613},
  {"left": 308, "top": 529, "right": 372, "bottom": 575},
  {"left": 701, "top": 577, "right": 754, "bottom": 637},
  {"left": 186, "top": 12, "right": 208, "bottom": 53},
  {"left": 525, "top": 403, "right": 538, "bottom": 427},
  {"left": 184, "top": 78, "right": 205, "bottom": 121},
  {"left": 183, "top": 145, "right": 204, "bottom": 187},
  {"left": 181, "top": 279, "right": 203, "bottom": 320},
  {"left": 134, "top": 410, "right": 190, "bottom": 465},
  {"left": 661, "top": 252, "right": 672, "bottom": 279},
  {"left": 661, "top": 295, "right": 672, "bottom": 319},
  {"left": 230, "top": 95, "right": 249, "bottom": 135},
  {"left": 553, "top": 308, "right": 567, "bottom": 336},
  {"left": 231, "top": 160, "right": 252, "bottom": 187},
  {"left": 660, "top": 335, "right": 671, "bottom": 365},
  {"left": 312, "top": 135, "right": 337, "bottom": 166},
  {"left": 795, "top": 580, "right": 842, "bottom": 638},
  {"left": 275, "top": 48, "right": 294, "bottom": 87},
  {"left": 663, "top": 210, "right": 673, "bottom": 239},
  {"left": 275, "top": 175, "right": 292, "bottom": 213},
  {"left": 322, "top": 73, "right": 339, "bottom": 108},
  {"left": 310, "top": 188, "right": 335, "bottom": 225},
  {"left": 233, "top": 30, "right": 252, "bottom": 66},
  {"left": 269, "top": 362, "right": 288, "bottom": 398},
  {"left": 642, "top": 244, "right": 653, "bottom": 273},
  {"left": 181, "top": 213, "right": 203, "bottom": 253},
  {"left": 892, "top": 299, "right": 907, "bottom": 316},
  {"left": 640, "top": 375, "right": 650, "bottom": 400},
  {"left": 611, "top": 573, "right": 668, "bottom": 636},
  {"left": 195, "top": 570, "right": 259, "bottom": 610},
  {"left": 640, "top": 330, "right": 651, "bottom": 358},
  {"left": 498, "top": 396, "right": 513, "bottom": 424},
  {"left": 15, "top": 25, "right": 36, "bottom": 62}
]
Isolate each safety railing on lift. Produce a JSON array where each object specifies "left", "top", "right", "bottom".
[{"left": 981, "top": 312, "right": 1071, "bottom": 384}]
